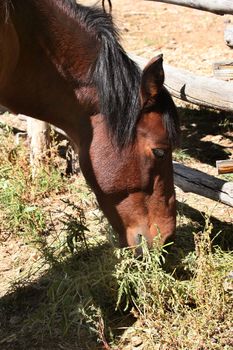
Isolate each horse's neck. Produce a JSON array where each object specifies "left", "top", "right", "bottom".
[
  {"left": 0, "top": 0, "right": 99, "bottom": 140},
  {"left": 12, "top": 0, "right": 99, "bottom": 83},
  {"left": 0, "top": 20, "right": 19, "bottom": 88}
]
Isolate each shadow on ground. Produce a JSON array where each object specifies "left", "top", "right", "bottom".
[
  {"left": 178, "top": 107, "right": 233, "bottom": 166},
  {"left": 165, "top": 200, "right": 233, "bottom": 277},
  {"left": 0, "top": 243, "right": 135, "bottom": 350}
]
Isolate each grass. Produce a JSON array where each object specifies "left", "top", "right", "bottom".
[
  {"left": 0, "top": 124, "right": 232, "bottom": 349},
  {"left": 173, "top": 148, "right": 192, "bottom": 163},
  {"left": 114, "top": 221, "right": 233, "bottom": 350},
  {"left": 219, "top": 173, "right": 233, "bottom": 182},
  {"left": 0, "top": 126, "right": 67, "bottom": 240}
]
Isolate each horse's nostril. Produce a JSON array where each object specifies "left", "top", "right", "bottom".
[
  {"left": 134, "top": 233, "right": 147, "bottom": 257},
  {"left": 135, "top": 233, "right": 143, "bottom": 246}
]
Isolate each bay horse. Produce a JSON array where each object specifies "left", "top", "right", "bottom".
[{"left": 0, "top": 0, "right": 179, "bottom": 248}]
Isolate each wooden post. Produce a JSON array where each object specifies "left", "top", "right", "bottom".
[
  {"left": 27, "top": 117, "right": 51, "bottom": 177},
  {"left": 146, "top": 0, "right": 233, "bottom": 15},
  {"left": 216, "top": 160, "right": 233, "bottom": 174}
]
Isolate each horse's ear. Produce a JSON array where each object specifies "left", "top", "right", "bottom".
[{"left": 140, "top": 54, "right": 164, "bottom": 105}]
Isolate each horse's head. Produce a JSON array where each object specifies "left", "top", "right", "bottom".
[
  {"left": 79, "top": 55, "right": 179, "bottom": 248},
  {"left": 0, "top": 0, "right": 178, "bottom": 248}
]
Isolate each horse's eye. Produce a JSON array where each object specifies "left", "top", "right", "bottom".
[{"left": 152, "top": 148, "right": 165, "bottom": 158}]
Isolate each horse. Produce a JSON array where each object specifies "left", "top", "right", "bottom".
[{"left": 0, "top": 0, "right": 180, "bottom": 248}]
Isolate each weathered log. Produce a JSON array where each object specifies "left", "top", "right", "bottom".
[
  {"left": 173, "top": 162, "right": 233, "bottom": 207},
  {"left": 213, "top": 61, "right": 233, "bottom": 80},
  {"left": 129, "top": 53, "right": 233, "bottom": 113},
  {"left": 216, "top": 159, "right": 233, "bottom": 174},
  {"left": 146, "top": 0, "right": 233, "bottom": 15},
  {"left": 164, "top": 64, "right": 233, "bottom": 112}
]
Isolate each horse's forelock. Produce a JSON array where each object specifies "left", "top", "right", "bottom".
[
  {"left": 161, "top": 89, "right": 180, "bottom": 148},
  {"left": 140, "top": 88, "right": 180, "bottom": 148}
]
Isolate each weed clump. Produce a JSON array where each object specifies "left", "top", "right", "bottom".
[{"left": 115, "top": 222, "right": 232, "bottom": 350}]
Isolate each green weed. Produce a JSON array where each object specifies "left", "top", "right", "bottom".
[
  {"left": 173, "top": 148, "right": 191, "bottom": 162},
  {"left": 0, "top": 127, "right": 66, "bottom": 239}
]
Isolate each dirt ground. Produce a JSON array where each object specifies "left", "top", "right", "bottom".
[
  {"left": 0, "top": 1, "right": 233, "bottom": 348},
  {"left": 95, "top": 0, "right": 233, "bottom": 74}
]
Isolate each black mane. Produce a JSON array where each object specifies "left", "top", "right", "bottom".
[
  {"left": 57, "top": 1, "right": 179, "bottom": 148},
  {"left": 51, "top": 0, "right": 141, "bottom": 147},
  {"left": 74, "top": 2, "right": 141, "bottom": 147},
  {"left": 161, "top": 88, "right": 180, "bottom": 148}
]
